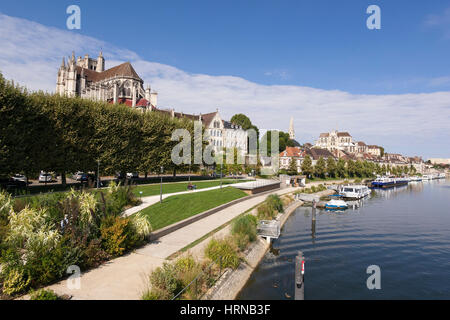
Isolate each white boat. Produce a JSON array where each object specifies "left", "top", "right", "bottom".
[
  {"left": 422, "top": 175, "right": 431, "bottom": 181},
  {"left": 410, "top": 176, "right": 422, "bottom": 182},
  {"left": 340, "top": 185, "right": 371, "bottom": 199},
  {"left": 438, "top": 173, "right": 446, "bottom": 179},
  {"left": 325, "top": 199, "right": 348, "bottom": 211}
]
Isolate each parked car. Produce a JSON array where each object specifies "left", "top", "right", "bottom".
[
  {"left": 73, "top": 172, "right": 86, "bottom": 181},
  {"left": 0, "top": 178, "right": 27, "bottom": 191},
  {"left": 127, "top": 172, "right": 139, "bottom": 179},
  {"left": 12, "top": 174, "right": 27, "bottom": 183},
  {"left": 39, "top": 173, "right": 53, "bottom": 183}
]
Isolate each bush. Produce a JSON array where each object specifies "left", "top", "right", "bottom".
[
  {"left": 266, "top": 194, "right": 284, "bottom": 214},
  {"left": 231, "top": 215, "right": 257, "bottom": 243},
  {"left": 257, "top": 203, "right": 274, "bottom": 220},
  {"left": 2, "top": 268, "right": 31, "bottom": 296},
  {"left": 149, "top": 263, "right": 183, "bottom": 300},
  {"left": 30, "top": 289, "right": 60, "bottom": 300},
  {"left": 205, "top": 237, "right": 240, "bottom": 270},
  {"left": 100, "top": 215, "right": 130, "bottom": 257},
  {"left": 101, "top": 182, "right": 140, "bottom": 216}
]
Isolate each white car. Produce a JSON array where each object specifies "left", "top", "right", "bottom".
[
  {"left": 12, "top": 174, "right": 27, "bottom": 183},
  {"left": 39, "top": 173, "right": 52, "bottom": 183},
  {"left": 127, "top": 173, "right": 139, "bottom": 179}
]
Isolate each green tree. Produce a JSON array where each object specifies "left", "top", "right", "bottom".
[
  {"left": 347, "top": 160, "right": 356, "bottom": 177},
  {"left": 301, "top": 155, "right": 313, "bottom": 178},
  {"left": 288, "top": 157, "right": 298, "bottom": 175},
  {"left": 336, "top": 158, "right": 347, "bottom": 178},
  {"left": 326, "top": 157, "right": 337, "bottom": 178},
  {"left": 314, "top": 157, "right": 326, "bottom": 179}
]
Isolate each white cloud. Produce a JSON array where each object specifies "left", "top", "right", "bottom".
[
  {"left": 424, "top": 7, "right": 450, "bottom": 38},
  {"left": 1, "top": 13, "right": 449, "bottom": 158}
]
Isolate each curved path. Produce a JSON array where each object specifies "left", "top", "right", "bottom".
[{"left": 33, "top": 180, "right": 345, "bottom": 300}]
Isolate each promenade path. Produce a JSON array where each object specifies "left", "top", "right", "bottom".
[{"left": 38, "top": 179, "right": 344, "bottom": 300}]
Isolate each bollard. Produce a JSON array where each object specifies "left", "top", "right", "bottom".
[
  {"left": 311, "top": 219, "right": 316, "bottom": 239},
  {"left": 295, "top": 251, "right": 305, "bottom": 300}
]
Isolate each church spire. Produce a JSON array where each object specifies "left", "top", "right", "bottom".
[
  {"left": 289, "top": 117, "right": 295, "bottom": 140},
  {"left": 61, "top": 57, "right": 66, "bottom": 68}
]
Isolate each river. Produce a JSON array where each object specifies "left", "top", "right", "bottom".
[{"left": 238, "top": 179, "right": 450, "bottom": 300}]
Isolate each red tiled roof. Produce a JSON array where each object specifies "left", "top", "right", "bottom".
[
  {"left": 280, "top": 147, "right": 303, "bottom": 158},
  {"left": 109, "top": 98, "right": 149, "bottom": 107},
  {"left": 319, "top": 133, "right": 330, "bottom": 138},
  {"left": 337, "top": 132, "right": 351, "bottom": 137}
]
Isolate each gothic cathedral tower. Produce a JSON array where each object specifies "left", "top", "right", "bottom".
[{"left": 289, "top": 117, "right": 295, "bottom": 140}]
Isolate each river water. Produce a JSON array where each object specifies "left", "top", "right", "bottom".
[{"left": 238, "top": 179, "right": 450, "bottom": 300}]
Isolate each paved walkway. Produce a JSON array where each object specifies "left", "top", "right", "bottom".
[
  {"left": 42, "top": 185, "right": 297, "bottom": 300},
  {"left": 37, "top": 179, "right": 347, "bottom": 300}
]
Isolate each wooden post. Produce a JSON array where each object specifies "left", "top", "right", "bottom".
[{"left": 295, "top": 251, "right": 305, "bottom": 300}]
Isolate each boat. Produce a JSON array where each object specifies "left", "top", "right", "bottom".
[
  {"left": 438, "top": 173, "right": 446, "bottom": 179},
  {"left": 340, "top": 185, "right": 371, "bottom": 200},
  {"left": 370, "top": 176, "right": 409, "bottom": 189},
  {"left": 325, "top": 199, "right": 348, "bottom": 211},
  {"left": 410, "top": 176, "right": 422, "bottom": 182},
  {"left": 422, "top": 175, "right": 431, "bottom": 181}
]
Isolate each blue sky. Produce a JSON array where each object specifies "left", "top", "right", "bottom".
[{"left": 0, "top": 1, "right": 450, "bottom": 158}]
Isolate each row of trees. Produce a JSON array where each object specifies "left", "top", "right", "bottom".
[
  {"left": 285, "top": 155, "right": 417, "bottom": 179},
  {"left": 0, "top": 73, "right": 198, "bottom": 185}
]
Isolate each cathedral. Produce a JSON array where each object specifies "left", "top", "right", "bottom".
[{"left": 56, "top": 51, "right": 158, "bottom": 109}]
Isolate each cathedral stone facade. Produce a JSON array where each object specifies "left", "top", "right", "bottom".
[{"left": 56, "top": 52, "right": 157, "bottom": 109}]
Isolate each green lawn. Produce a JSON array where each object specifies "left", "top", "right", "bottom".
[
  {"left": 133, "top": 179, "right": 247, "bottom": 197},
  {"left": 138, "top": 187, "right": 248, "bottom": 231}
]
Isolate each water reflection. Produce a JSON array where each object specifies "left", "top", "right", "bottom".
[{"left": 239, "top": 179, "right": 450, "bottom": 300}]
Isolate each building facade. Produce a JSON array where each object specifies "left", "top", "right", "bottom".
[
  {"left": 315, "top": 131, "right": 354, "bottom": 152},
  {"left": 56, "top": 51, "right": 158, "bottom": 109}
]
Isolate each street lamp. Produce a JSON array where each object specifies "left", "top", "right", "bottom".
[
  {"left": 220, "top": 164, "right": 223, "bottom": 189},
  {"left": 97, "top": 159, "right": 100, "bottom": 190},
  {"left": 160, "top": 166, "right": 164, "bottom": 204}
]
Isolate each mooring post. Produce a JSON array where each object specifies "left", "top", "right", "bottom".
[
  {"left": 312, "top": 199, "right": 317, "bottom": 221},
  {"left": 295, "top": 251, "right": 305, "bottom": 300}
]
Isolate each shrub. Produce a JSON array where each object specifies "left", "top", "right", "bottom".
[
  {"left": 257, "top": 203, "right": 273, "bottom": 220},
  {"left": 2, "top": 268, "right": 31, "bottom": 296},
  {"left": 30, "top": 289, "right": 60, "bottom": 300},
  {"left": 68, "top": 189, "right": 97, "bottom": 228},
  {"left": 128, "top": 213, "right": 152, "bottom": 243},
  {"left": 310, "top": 185, "right": 317, "bottom": 193},
  {"left": 0, "top": 190, "right": 13, "bottom": 220},
  {"left": 266, "top": 194, "right": 284, "bottom": 214},
  {"left": 102, "top": 182, "right": 140, "bottom": 216},
  {"left": 149, "top": 263, "right": 183, "bottom": 299},
  {"left": 142, "top": 289, "right": 165, "bottom": 300},
  {"left": 174, "top": 255, "right": 205, "bottom": 299},
  {"left": 100, "top": 215, "right": 129, "bottom": 257},
  {"left": 231, "top": 215, "right": 257, "bottom": 242},
  {"left": 24, "top": 235, "right": 82, "bottom": 286},
  {"left": 234, "top": 233, "right": 250, "bottom": 251},
  {"left": 205, "top": 237, "right": 240, "bottom": 270}
]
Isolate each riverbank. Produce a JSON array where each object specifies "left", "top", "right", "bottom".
[
  {"left": 21, "top": 186, "right": 298, "bottom": 300},
  {"left": 238, "top": 179, "right": 450, "bottom": 300},
  {"left": 202, "top": 188, "right": 335, "bottom": 300}
]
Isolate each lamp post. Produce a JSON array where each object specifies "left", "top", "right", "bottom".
[
  {"left": 97, "top": 159, "right": 100, "bottom": 190},
  {"left": 160, "top": 166, "right": 164, "bottom": 204},
  {"left": 220, "top": 164, "right": 223, "bottom": 189}
]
